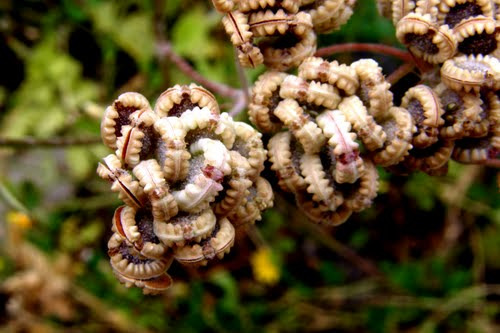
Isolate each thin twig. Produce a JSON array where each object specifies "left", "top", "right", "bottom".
[
  {"left": 234, "top": 47, "right": 250, "bottom": 104},
  {"left": 315, "top": 43, "right": 413, "bottom": 62},
  {"left": 229, "top": 91, "right": 247, "bottom": 117},
  {"left": 0, "top": 136, "right": 102, "bottom": 148},
  {"left": 153, "top": 0, "right": 241, "bottom": 102},
  {"left": 156, "top": 41, "right": 240, "bottom": 99},
  {"left": 387, "top": 62, "right": 415, "bottom": 85}
]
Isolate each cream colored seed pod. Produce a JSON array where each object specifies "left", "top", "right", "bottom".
[
  {"left": 248, "top": 71, "right": 287, "bottom": 133},
  {"left": 153, "top": 209, "right": 216, "bottom": 247},
  {"left": 298, "top": 57, "right": 359, "bottom": 95},
  {"left": 239, "top": 0, "right": 300, "bottom": 13},
  {"left": 392, "top": 0, "right": 417, "bottom": 25},
  {"left": 171, "top": 137, "right": 232, "bottom": 213},
  {"left": 452, "top": 93, "right": 500, "bottom": 163},
  {"left": 227, "top": 177, "right": 274, "bottom": 227},
  {"left": 401, "top": 84, "right": 445, "bottom": 149},
  {"left": 300, "top": 153, "right": 343, "bottom": 211},
  {"left": 237, "top": 42, "right": 264, "bottom": 68},
  {"left": 155, "top": 107, "right": 219, "bottom": 183},
  {"left": 340, "top": 160, "right": 379, "bottom": 213},
  {"left": 350, "top": 58, "right": 394, "bottom": 119},
  {"left": 108, "top": 233, "right": 172, "bottom": 280},
  {"left": 261, "top": 29, "right": 317, "bottom": 71},
  {"left": 173, "top": 218, "right": 235, "bottom": 266},
  {"left": 97, "top": 158, "right": 145, "bottom": 209},
  {"left": 115, "top": 272, "right": 173, "bottom": 295},
  {"left": 96, "top": 154, "right": 123, "bottom": 181},
  {"left": 314, "top": 3, "right": 355, "bottom": 33},
  {"left": 115, "top": 126, "right": 146, "bottom": 168},
  {"left": 101, "top": 92, "right": 151, "bottom": 150},
  {"left": 267, "top": 131, "right": 308, "bottom": 193},
  {"left": 232, "top": 121, "right": 267, "bottom": 180},
  {"left": 302, "top": 0, "right": 345, "bottom": 29},
  {"left": 452, "top": 135, "right": 500, "bottom": 163},
  {"left": 214, "top": 112, "right": 237, "bottom": 149},
  {"left": 453, "top": 16, "right": 498, "bottom": 55},
  {"left": 372, "top": 106, "right": 415, "bottom": 167},
  {"left": 338, "top": 96, "right": 387, "bottom": 151},
  {"left": 112, "top": 205, "right": 168, "bottom": 259},
  {"left": 222, "top": 11, "right": 253, "bottom": 46},
  {"left": 414, "top": 0, "right": 440, "bottom": 16},
  {"left": 433, "top": 83, "right": 484, "bottom": 139},
  {"left": 132, "top": 159, "right": 165, "bottom": 195},
  {"left": 440, "top": 54, "right": 500, "bottom": 92},
  {"left": 439, "top": 0, "right": 495, "bottom": 27},
  {"left": 214, "top": 151, "right": 253, "bottom": 218},
  {"left": 154, "top": 84, "right": 219, "bottom": 117},
  {"left": 273, "top": 98, "right": 325, "bottom": 154},
  {"left": 249, "top": 9, "right": 293, "bottom": 37},
  {"left": 316, "top": 110, "right": 364, "bottom": 184},
  {"left": 249, "top": 9, "right": 312, "bottom": 37},
  {"left": 279, "top": 75, "right": 341, "bottom": 110},
  {"left": 295, "top": 191, "right": 352, "bottom": 226},
  {"left": 211, "top": 0, "right": 235, "bottom": 12},
  {"left": 396, "top": 13, "right": 457, "bottom": 64},
  {"left": 150, "top": 185, "right": 179, "bottom": 222},
  {"left": 403, "top": 139, "right": 455, "bottom": 173}
]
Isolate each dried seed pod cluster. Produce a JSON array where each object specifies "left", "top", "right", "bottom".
[
  {"left": 377, "top": 0, "right": 499, "bottom": 64},
  {"left": 98, "top": 84, "right": 273, "bottom": 294},
  {"left": 376, "top": 0, "right": 500, "bottom": 171},
  {"left": 249, "top": 53, "right": 499, "bottom": 225},
  {"left": 249, "top": 57, "right": 406, "bottom": 225},
  {"left": 211, "top": 0, "right": 357, "bottom": 70}
]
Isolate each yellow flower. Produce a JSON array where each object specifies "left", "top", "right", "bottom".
[
  {"left": 250, "top": 247, "right": 280, "bottom": 285},
  {"left": 6, "top": 211, "right": 32, "bottom": 229}
]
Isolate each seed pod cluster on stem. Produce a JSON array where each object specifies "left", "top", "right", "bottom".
[
  {"left": 243, "top": 1, "right": 499, "bottom": 225},
  {"left": 211, "top": 0, "right": 357, "bottom": 70},
  {"left": 97, "top": 84, "right": 273, "bottom": 294},
  {"left": 377, "top": 0, "right": 500, "bottom": 169}
]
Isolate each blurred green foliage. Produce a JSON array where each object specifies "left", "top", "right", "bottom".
[{"left": 0, "top": 1, "right": 499, "bottom": 332}]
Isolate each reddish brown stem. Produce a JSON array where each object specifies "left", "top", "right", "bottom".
[
  {"left": 156, "top": 41, "right": 240, "bottom": 99},
  {"left": 315, "top": 43, "right": 413, "bottom": 63}
]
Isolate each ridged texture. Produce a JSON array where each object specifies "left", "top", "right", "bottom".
[{"left": 99, "top": 86, "right": 272, "bottom": 293}]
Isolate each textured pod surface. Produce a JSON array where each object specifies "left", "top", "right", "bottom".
[
  {"left": 98, "top": 85, "right": 272, "bottom": 293},
  {"left": 213, "top": 0, "right": 354, "bottom": 70}
]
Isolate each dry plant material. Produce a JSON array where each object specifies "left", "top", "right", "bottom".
[
  {"left": 213, "top": 0, "right": 357, "bottom": 69},
  {"left": 98, "top": 84, "right": 273, "bottom": 293}
]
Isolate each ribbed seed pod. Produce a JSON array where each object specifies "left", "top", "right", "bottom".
[{"left": 99, "top": 85, "right": 272, "bottom": 293}]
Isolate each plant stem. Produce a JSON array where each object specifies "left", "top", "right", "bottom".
[
  {"left": 315, "top": 43, "right": 413, "bottom": 62},
  {"left": 0, "top": 136, "right": 102, "bottom": 148}
]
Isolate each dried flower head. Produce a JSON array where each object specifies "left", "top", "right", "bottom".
[
  {"left": 98, "top": 84, "right": 272, "bottom": 293},
  {"left": 213, "top": 0, "right": 357, "bottom": 69}
]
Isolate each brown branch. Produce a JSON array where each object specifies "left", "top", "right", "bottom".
[
  {"left": 315, "top": 43, "right": 413, "bottom": 63},
  {"left": 153, "top": 0, "right": 241, "bottom": 102},
  {"left": 155, "top": 41, "right": 240, "bottom": 99},
  {"left": 0, "top": 136, "right": 102, "bottom": 148}
]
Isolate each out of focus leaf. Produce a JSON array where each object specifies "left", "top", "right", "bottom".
[
  {"left": 88, "top": 2, "right": 153, "bottom": 66},
  {"left": 1, "top": 36, "right": 98, "bottom": 137}
]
